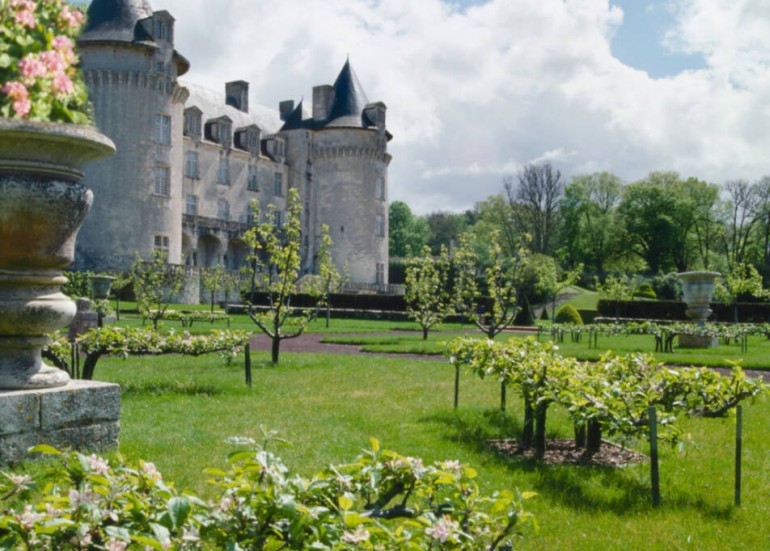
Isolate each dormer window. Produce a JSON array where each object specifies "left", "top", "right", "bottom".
[
  {"left": 153, "top": 16, "right": 173, "bottom": 42},
  {"left": 184, "top": 108, "right": 201, "bottom": 137},
  {"left": 205, "top": 118, "right": 232, "bottom": 148},
  {"left": 235, "top": 126, "right": 260, "bottom": 154}
]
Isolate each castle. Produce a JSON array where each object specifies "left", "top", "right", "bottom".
[{"left": 73, "top": 0, "right": 391, "bottom": 287}]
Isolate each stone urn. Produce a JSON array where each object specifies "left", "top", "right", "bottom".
[
  {"left": 677, "top": 271, "right": 720, "bottom": 323},
  {"left": 0, "top": 120, "right": 115, "bottom": 389},
  {"left": 89, "top": 274, "right": 115, "bottom": 300},
  {"left": 677, "top": 271, "right": 721, "bottom": 348}
]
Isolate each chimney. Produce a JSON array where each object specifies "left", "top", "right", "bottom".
[
  {"left": 279, "top": 100, "right": 295, "bottom": 121},
  {"left": 313, "top": 84, "right": 333, "bottom": 121},
  {"left": 225, "top": 80, "right": 249, "bottom": 113}
]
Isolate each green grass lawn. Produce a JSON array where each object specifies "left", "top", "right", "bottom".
[{"left": 88, "top": 349, "right": 770, "bottom": 549}]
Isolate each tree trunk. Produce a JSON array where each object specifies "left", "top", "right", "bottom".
[
  {"left": 271, "top": 336, "right": 281, "bottom": 364},
  {"left": 500, "top": 381, "right": 506, "bottom": 411},
  {"left": 534, "top": 402, "right": 548, "bottom": 458},
  {"left": 423, "top": 326, "right": 429, "bottom": 340},
  {"left": 210, "top": 291, "right": 215, "bottom": 313},
  {"left": 586, "top": 419, "right": 602, "bottom": 454},
  {"left": 81, "top": 351, "right": 103, "bottom": 380},
  {"left": 521, "top": 396, "right": 534, "bottom": 449},
  {"left": 574, "top": 424, "right": 586, "bottom": 448}
]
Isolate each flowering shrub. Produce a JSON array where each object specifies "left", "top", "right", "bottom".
[
  {"left": 0, "top": 0, "right": 91, "bottom": 122},
  {"left": 0, "top": 438, "right": 534, "bottom": 549}
]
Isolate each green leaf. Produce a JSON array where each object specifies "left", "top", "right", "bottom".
[
  {"left": 370, "top": 437, "right": 380, "bottom": 453},
  {"left": 168, "top": 496, "right": 191, "bottom": 529},
  {"left": 105, "top": 526, "right": 132, "bottom": 542},
  {"left": 27, "top": 444, "right": 62, "bottom": 456},
  {"left": 338, "top": 495, "right": 353, "bottom": 511}
]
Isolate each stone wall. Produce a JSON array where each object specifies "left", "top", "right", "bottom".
[{"left": 0, "top": 380, "right": 121, "bottom": 464}]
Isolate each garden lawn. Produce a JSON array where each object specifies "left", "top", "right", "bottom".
[{"left": 89, "top": 350, "right": 770, "bottom": 550}]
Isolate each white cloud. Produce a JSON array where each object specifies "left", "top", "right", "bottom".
[{"left": 152, "top": 0, "right": 770, "bottom": 214}]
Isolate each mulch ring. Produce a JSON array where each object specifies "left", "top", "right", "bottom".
[{"left": 489, "top": 438, "right": 648, "bottom": 467}]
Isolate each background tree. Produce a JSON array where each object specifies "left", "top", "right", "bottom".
[
  {"left": 388, "top": 200, "right": 428, "bottom": 257},
  {"left": 244, "top": 189, "right": 321, "bottom": 364},
  {"left": 595, "top": 274, "right": 638, "bottom": 320},
  {"left": 109, "top": 271, "right": 133, "bottom": 321},
  {"left": 714, "top": 262, "right": 767, "bottom": 322},
  {"left": 132, "top": 250, "right": 186, "bottom": 329},
  {"left": 719, "top": 179, "right": 760, "bottom": 267},
  {"left": 617, "top": 171, "right": 697, "bottom": 273},
  {"left": 404, "top": 245, "right": 454, "bottom": 340},
  {"left": 504, "top": 161, "right": 563, "bottom": 255},
  {"left": 425, "top": 210, "right": 470, "bottom": 255},
  {"left": 559, "top": 172, "right": 623, "bottom": 278}
]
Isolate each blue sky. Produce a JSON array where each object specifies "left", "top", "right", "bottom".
[
  {"left": 145, "top": 0, "right": 770, "bottom": 214},
  {"left": 609, "top": 0, "right": 706, "bottom": 77}
]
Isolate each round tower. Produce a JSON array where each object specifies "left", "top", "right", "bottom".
[
  {"left": 74, "top": 0, "right": 190, "bottom": 271},
  {"left": 280, "top": 61, "right": 391, "bottom": 285}
]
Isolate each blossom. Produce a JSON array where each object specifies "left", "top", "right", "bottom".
[
  {"left": 10, "top": 0, "right": 37, "bottom": 28},
  {"left": 58, "top": 4, "right": 84, "bottom": 30},
  {"left": 17, "top": 504, "right": 44, "bottom": 530},
  {"left": 342, "top": 526, "right": 370, "bottom": 544},
  {"left": 141, "top": 460, "right": 162, "bottom": 481},
  {"left": 18, "top": 55, "right": 47, "bottom": 82},
  {"left": 87, "top": 453, "right": 110, "bottom": 475},
  {"left": 425, "top": 516, "right": 459, "bottom": 543},
  {"left": 40, "top": 50, "right": 69, "bottom": 73},
  {"left": 52, "top": 72, "right": 74, "bottom": 96},
  {"left": 105, "top": 539, "right": 128, "bottom": 551}
]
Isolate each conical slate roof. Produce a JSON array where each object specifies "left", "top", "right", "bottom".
[
  {"left": 80, "top": 0, "right": 154, "bottom": 43},
  {"left": 280, "top": 100, "right": 306, "bottom": 131},
  {"left": 325, "top": 59, "right": 370, "bottom": 128}
]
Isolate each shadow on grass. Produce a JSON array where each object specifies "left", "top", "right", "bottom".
[
  {"left": 423, "top": 409, "right": 735, "bottom": 519},
  {"left": 120, "top": 380, "right": 220, "bottom": 397}
]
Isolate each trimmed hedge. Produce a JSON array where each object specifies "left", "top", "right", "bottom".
[
  {"left": 554, "top": 304, "right": 583, "bottom": 324},
  {"left": 598, "top": 299, "right": 770, "bottom": 323}
]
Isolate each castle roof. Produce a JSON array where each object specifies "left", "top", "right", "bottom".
[
  {"left": 80, "top": 0, "right": 154, "bottom": 43},
  {"left": 326, "top": 59, "right": 371, "bottom": 128},
  {"left": 183, "top": 81, "right": 283, "bottom": 135},
  {"left": 280, "top": 60, "right": 384, "bottom": 132}
]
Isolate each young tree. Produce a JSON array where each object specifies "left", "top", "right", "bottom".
[
  {"left": 532, "top": 256, "right": 583, "bottom": 320},
  {"left": 108, "top": 271, "right": 133, "bottom": 321},
  {"left": 455, "top": 230, "right": 529, "bottom": 339},
  {"left": 201, "top": 264, "right": 228, "bottom": 313},
  {"left": 404, "top": 245, "right": 454, "bottom": 340},
  {"left": 316, "top": 224, "right": 346, "bottom": 328},
  {"left": 243, "top": 189, "right": 321, "bottom": 364},
  {"left": 132, "top": 250, "right": 186, "bottom": 330}
]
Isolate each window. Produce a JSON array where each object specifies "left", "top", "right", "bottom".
[
  {"left": 375, "top": 214, "right": 385, "bottom": 237},
  {"left": 184, "top": 109, "right": 201, "bottom": 137},
  {"left": 274, "top": 172, "right": 283, "bottom": 196},
  {"left": 273, "top": 210, "right": 283, "bottom": 228},
  {"left": 375, "top": 178, "right": 385, "bottom": 200},
  {"left": 376, "top": 262, "right": 385, "bottom": 285},
  {"left": 154, "top": 114, "right": 171, "bottom": 145},
  {"left": 154, "top": 19, "right": 172, "bottom": 41},
  {"left": 217, "top": 199, "right": 230, "bottom": 220},
  {"left": 185, "top": 194, "right": 198, "bottom": 215},
  {"left": 246, "top": 206, "right": 257, "bottom": 225},
  {"left": 184, "top": 151, "right": 199, "bottom": 178},
  {"left": 154, "top": 165, "right": 170, "bottom": 196},
  {"left": 153, "top": 234, "right": 169, "bottom": 252},
  {"left": 247, "top": 166, "right": 258, "bottom": 191},
  {"left": 218, "top": 158, "right": 229, "bottom": 185},
  {"left": 155, "top": 60, "right": 165, "bottom": 74},
  {"left": 218, "top": 122, "right": 231, "bottom": 146}
]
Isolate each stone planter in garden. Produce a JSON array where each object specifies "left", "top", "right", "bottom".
[
  {"left": 0, "top": 120, "right": 115, "bottom": 389},
  {"left": 89, "top": 274, "right": 115, "bottom": 300},
  {"left": 677, "top": 271, "right": 721, "bottom": 348}
]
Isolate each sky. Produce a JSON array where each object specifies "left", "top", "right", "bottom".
[{"left": 145, "top": 0, "right": 770, "bottom": 214}]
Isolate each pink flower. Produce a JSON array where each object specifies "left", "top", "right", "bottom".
[
  {"left": 13, "top": 97, "right": 32, "bottom": 117},
  {"left": 18, "top": 55, "right": 47, "bottom": 81},
  {"left": 86, "top": 453, "right": 110, "bottom": 475},
  {"left": 39, "top": 50, "right": 68, "bottom": 73},
  {"left": 10, "top": 0, "right": 37, "bottom": 28},
  {"left": 58, "top": 5, "right": 84, "bottom": 31},
  {"left": 1, "top": 81, "right": 29, "bottom": 101},
  {"left": 51, "top": 35, "right": 74, "bottom": 52},
  {"left": 426, "top": 515, "right": 459, "bottom": 543}
]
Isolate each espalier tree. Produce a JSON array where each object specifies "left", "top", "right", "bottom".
[
  {"left": 404, "top": 245, "right": 454, "bottom": 340},
  {"left": 243, "top": 189, "right": 322, "bottom": 364},
  {"left": 448, "top": 337, "right": 766, "bottom": 457}
]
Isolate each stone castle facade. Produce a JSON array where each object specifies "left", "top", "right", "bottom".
[{"left": 73, "top": 0, "right": 391, "bottom": 286}]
